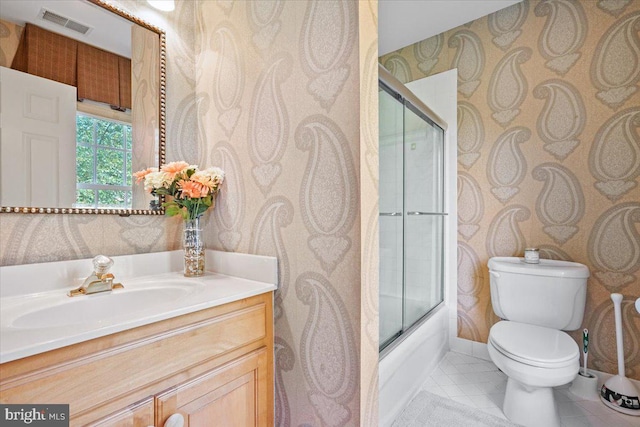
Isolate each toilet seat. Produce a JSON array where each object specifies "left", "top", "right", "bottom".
[{"left": 489, "top": 321, "right": 578, "bottom": 369}]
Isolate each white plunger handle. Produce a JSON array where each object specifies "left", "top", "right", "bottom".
[{"left": 611, "top": 293, "right": 625, "bottom": 377}]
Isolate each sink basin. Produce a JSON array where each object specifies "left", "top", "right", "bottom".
[
  {"left": 0, "top": 250, "right": 278, "bottom": 364},
  {"left": 12, "top": 283, "right": 196, "bottom": 329}
]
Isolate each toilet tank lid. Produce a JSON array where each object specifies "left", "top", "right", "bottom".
[{"left": 488, "top": 257, "right": 590, "bottom": 278}]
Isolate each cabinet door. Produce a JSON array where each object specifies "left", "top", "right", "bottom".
[
  {"left": 156, "top": 347, "right": 269, "bottom": 427},
  {"left": 88, "top": 397, "right": 154, "bottom": 427}
]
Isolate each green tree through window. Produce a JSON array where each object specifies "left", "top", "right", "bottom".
[{"left": 75, "top": 114, "right": 132, "bottom": 208}]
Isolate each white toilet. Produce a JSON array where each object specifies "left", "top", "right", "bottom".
[{"left": 487, "top": 257, "right": 590, "bottom": 427}]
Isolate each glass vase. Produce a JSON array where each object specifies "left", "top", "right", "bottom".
[{"left": 183, "top": 216, "right": 204, "bottom": 277}]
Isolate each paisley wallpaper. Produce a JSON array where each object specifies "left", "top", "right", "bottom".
[
  {"left": 381, "top": 0, "right": 640, "bottom": 380},
  {"left": 2, "top": 1, "right": 379, "bottom": 426},
  {"left": 131, "top": 24, "right": 161, "bottom": 210},
  {"left": 0, "top": 19, "right": 22, "bottom": 68},
  {"left": 195, "top": 1, "right": 378, "bottom": 424}
]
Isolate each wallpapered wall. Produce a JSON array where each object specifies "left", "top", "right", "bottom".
[
  {"left": 0, "top": 0, "right": 380, "bottom": 425},
  {"left": 194, "top": 1, "right": 378, "bottom": 425},
  {"left": 380, "top": 0, "right": 640, "bottom": 380},
  {"left": 0, "top": 0, "right": 196, "bottom": 264},
  {"left": 0, "top": 19, "right": 22, "bottom": 67}
]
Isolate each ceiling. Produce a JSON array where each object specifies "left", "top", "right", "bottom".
[
  {"left": 2, "top": 1, "right": 522, "bottom": 62},
  {"left": 1, "top": 0, "right": 133, "bottom": 58},
  {"left": 379, "top": 0, "right": 522, "bottom": 56}
]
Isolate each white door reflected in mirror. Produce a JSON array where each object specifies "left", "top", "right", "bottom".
[{"left": 0, "top": 67, "right": 76, "bottom": 207}]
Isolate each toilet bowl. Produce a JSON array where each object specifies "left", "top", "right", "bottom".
[
  {"left": 488, "top": 321, "right": 579, "bottom": 427},
  {"left": 487, "top": 257, "right": 589, "bottom": 427}
]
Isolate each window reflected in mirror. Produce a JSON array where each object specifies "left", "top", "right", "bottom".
[{"left": 76, "top": 113, "right": 133, "bottom": 209}]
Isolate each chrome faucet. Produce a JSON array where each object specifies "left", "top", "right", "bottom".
[{"left": 68, "top": 255, "right": 124, "bottom": 297}]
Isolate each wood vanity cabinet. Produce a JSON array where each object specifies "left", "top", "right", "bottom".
[
  {"left": 0, "top": 292, "right": 274, "bottom": 427},
  {"left": 91, "top": 398, "right": 155, "bottom": 426}
]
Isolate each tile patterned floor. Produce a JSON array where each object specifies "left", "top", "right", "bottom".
[{"left": 417, "top": 352, "right": 640, "bottom": 427}]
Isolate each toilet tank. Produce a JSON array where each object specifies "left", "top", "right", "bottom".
[{"left": 488, "top": 257, "right": 589, "bottom": 330}]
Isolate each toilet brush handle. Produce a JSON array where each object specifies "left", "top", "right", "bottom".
[{"left": 582, "top": 329, "right": 588, "bottom": 375}]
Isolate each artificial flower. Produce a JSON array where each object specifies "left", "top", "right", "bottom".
[
  {"left": 191, "top": 167, "right": 225, "bottom": 190},
  {"left": 134, "top": 162, "right": 225, "bottom": 220},
  {"left": 133, "top": 167, "right": 157, "bottom": 183},
  {"left": 178, "top": 179, "right": 209, "bottom": 198},
  {"left": 143, "top": 170, "right": 170, "bottom": 192},
  {"left": 161, "top": 161, "right": 191, "bottom": 180}
]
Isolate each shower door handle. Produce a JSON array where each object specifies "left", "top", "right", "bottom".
[
  {"left": 406, "top": 211, "right": 448, "bottom": 216},
  {"left": 379, "top": 212, "right": 402, "bottom": 216}
]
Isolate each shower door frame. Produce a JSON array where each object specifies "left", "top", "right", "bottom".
[{"left": 378, "top": 65, "right": 448, "bottom": 357}]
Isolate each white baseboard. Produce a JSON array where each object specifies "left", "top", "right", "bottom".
[
  {"left": 450, "top": 337, "right": 491, "bottom": 361},
  {"left": 450, "top": 337, "right": 640, "bottom": 389}
]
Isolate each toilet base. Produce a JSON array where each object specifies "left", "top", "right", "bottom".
[{"left": 503, "top": 377, "right": 560, "bottom": 427}]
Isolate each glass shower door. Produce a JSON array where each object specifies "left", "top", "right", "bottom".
[
  {"left": 403, "top": 103, "right": 444, "bottom": 329},
  {"left": 379, "top": 86, "right": 404, "bottom": 349},
  {"left": 379, "top": 77, "right": 446, "bottom": 354}
]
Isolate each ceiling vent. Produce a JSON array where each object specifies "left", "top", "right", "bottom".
[{"left": 38, "top": 8, "right": 92, "bottom": 35}]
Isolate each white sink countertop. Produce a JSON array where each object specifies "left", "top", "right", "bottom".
[{"left": 0, "top": 250, "right": 277, "bottom": 363}]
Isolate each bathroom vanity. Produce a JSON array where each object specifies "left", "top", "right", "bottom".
[{"left": 0, "top": 250, "right": 277, "bottom": 426}]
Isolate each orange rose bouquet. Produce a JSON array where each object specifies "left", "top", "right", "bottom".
[{"left": 134, "top": 161, "right": 225, "bottom": 221}]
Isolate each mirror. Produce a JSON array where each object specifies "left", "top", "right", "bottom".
[{"left": 0, "top": 0, "right": 166, "bottom": 215}]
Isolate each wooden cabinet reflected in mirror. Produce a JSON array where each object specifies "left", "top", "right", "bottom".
[{"left": 0, "top": 0, "right": 166, "bottom": 215}]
